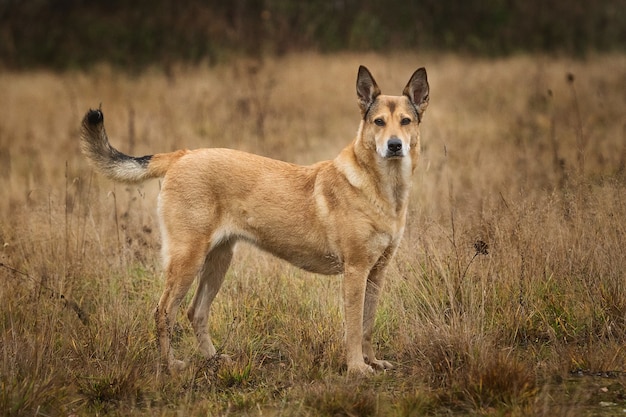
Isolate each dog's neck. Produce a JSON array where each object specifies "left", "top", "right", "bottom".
[
  {"left": 335, "top": 140, "right": 414, "bottom": 217},
  {"left": 376, "top": 157, "right": 413, "bottom": 215}
]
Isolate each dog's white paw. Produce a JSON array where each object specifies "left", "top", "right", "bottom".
[
  {"left": 368, "top": 358, "right": 394, "bottom": 371},
  {"left": 218, "top": 353, "right": 233, "bottom": 365},
  {"left": 364, "top": 353, "right": 394, "bottom": 371},
  {"left": 348, "top": 362, "right": 375, "bottom": 376},
  {"left": 169, "top": 358, "right": 187, "bottom": 373}
]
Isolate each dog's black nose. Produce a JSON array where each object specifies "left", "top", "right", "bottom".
[{"left": 387, "top": 138, "right": 403, "bottom": 153}]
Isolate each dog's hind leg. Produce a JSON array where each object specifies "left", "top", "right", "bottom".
[
  {"left": 187, "top": 242, "right": 234, "bottom": 360},
  {"left": 155, "top": 240, "right": 209, "bottom": 373}
]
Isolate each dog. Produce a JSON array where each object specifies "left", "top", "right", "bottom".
[{"left": 80, "top": 65, "right": 429, "bottom": 375}]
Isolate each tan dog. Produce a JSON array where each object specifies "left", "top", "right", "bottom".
[{"left": 80, "top": 65, "right": 429, "bottom": 375}]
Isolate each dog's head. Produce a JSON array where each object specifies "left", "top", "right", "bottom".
[{"left": 356, "top": 66, "right": 429, "bottom": 161}]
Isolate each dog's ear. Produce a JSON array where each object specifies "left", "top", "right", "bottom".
[
  {"left": 403, "top": 68, "right": 429, "bottom": 120},
  {"left": 356, "top": 66, "right": 381, "bottom": 118}
]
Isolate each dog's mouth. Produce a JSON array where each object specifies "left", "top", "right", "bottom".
[{"left": 385, "top": 150, "right": 405, "bottom": 159}]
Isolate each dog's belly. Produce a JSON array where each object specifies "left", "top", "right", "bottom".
[
  {"left": 251, "top": 239, "right": 344, "bottom": 276},
  {"left": 285, "top": 252, "right": 344, "bottom": 275}
]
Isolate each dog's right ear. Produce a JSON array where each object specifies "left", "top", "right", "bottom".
[{"left": 356, "top": 66, "right": 381, "bottom": 118}]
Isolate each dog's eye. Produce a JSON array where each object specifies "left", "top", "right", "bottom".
[
  {"left": 374, "top": 118, "right": 386, "bottom": 127},
  {"left": 400, "top": 117, "right": 412, "bottom": 126}
]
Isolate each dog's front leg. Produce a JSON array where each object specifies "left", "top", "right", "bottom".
[
  {"left": 362, "top": 251, "right": 395, "bottom": 370},
  {"left": 343, "top": 264, "right": 373, "bottom": 375}
]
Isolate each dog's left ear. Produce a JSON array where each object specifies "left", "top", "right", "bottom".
[
  {"left": 356, "top": 65, "right": 382, "bottom": 118},
  {"left": 403, "top": 68, "right": 429, "bottom": 121}
]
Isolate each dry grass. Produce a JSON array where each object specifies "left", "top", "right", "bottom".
[{"left": 1, "top": 52, "right": 625, "bottom": 416}]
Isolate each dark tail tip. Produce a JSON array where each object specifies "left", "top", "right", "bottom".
[{"left": 86, "top": 109, "right": 103, "bottom": 125}]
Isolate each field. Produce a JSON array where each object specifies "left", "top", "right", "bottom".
[{"left": 1, "top": 52, "right": 625, "bottom": 416}]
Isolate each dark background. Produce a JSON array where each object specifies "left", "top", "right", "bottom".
[{"left": 1, "top": 0, "right": 624, "bottom": 70}]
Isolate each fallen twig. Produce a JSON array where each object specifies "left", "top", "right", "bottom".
[{"left": 0, "top": 262, "right": 89, "bottom": 325}]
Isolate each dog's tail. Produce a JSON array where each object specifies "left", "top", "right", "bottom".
[{"left": 80, "top": 109, "right": 188, "bottom": 183}]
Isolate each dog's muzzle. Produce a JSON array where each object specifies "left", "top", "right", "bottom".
[{"left": 385, "top": 138, "right": 405, "bottom": 158}]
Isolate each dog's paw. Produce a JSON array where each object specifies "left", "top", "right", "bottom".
[
  {"left": 364, "top": 353, "right": 394, "bottom": 371},
  {"left": 169, "top": 358, "right": 188, "bottom": 373},
  {"left": 368, "top": 358, "right": 394, "bottom": 371},
  {"left": 347, "top": 362, "right": 375, "bottom": 376},
  {"left": 218, "top": 353, "right": 233, "bottom": 365}
]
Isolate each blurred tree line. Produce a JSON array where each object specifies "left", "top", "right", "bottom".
[{"left": 0, "top": 0, "right": 624, "bottom": 70}]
